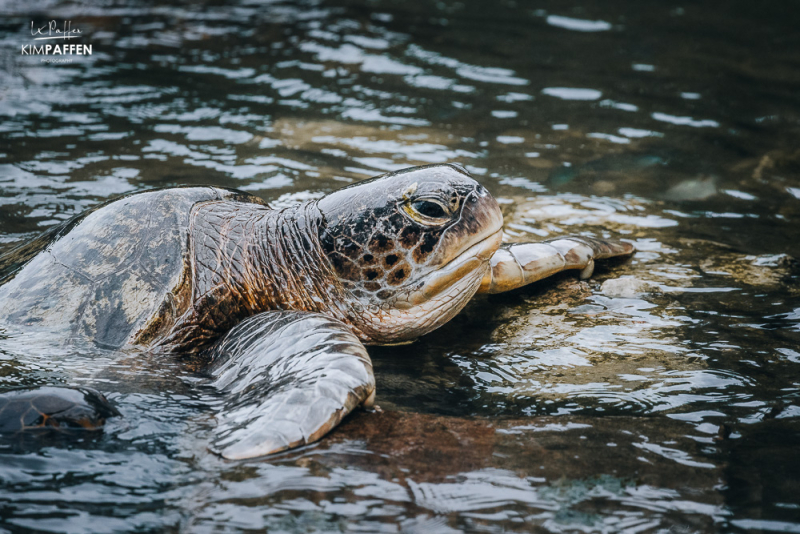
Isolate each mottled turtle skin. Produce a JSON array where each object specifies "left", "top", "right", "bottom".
[{"left": 0, "top": 163, "right": 633, "bottom": 458}]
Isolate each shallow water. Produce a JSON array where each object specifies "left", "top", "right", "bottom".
[{"left": 1, "top": 0, "right": 800, "bottom": 532}]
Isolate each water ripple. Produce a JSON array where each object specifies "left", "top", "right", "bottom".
[{"left": 1, "top": 0, "right": 799, "bottom": 530}]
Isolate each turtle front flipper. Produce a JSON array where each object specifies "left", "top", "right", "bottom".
[
  {"left": 207, "top": 311, "right": 375, "bottom": 460},
  {"left": 0, "top": 386, "right": 120, "bottom": 432},
  {"left": 478, "top": 236, "right": 635, "bottom": 294}
]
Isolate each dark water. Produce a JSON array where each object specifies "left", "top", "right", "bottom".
[{"left": 1, "top": 0, "right": 800, "bottom": 532}]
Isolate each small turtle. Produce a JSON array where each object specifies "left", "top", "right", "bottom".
[
  {"left": 0, "top": 387, "right": 119, "bottom": 432},
  {"left": 0, "top": 164, "right": 633, "bottom": 459}
]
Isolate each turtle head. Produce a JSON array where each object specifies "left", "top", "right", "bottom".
[{"left": 318, "top": 163, "right": 503, "bottom": 344}]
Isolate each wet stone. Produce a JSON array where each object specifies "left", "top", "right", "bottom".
[{"left": 601, "top": 277, "right": 658, "bottom": 298}]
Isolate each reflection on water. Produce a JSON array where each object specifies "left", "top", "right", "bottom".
[{"left": 1, "top": 0, "right": 799, "bottom": 531}]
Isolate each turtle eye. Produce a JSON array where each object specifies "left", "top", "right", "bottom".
[
  {"left": 403, "top": 198, "right": 451, "bottom": 225},
  {"left": 412, "top": 200, "right": 446, "bottom": 219}
]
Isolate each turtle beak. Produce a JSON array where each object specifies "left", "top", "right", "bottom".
[
  {"left": 430, "top": 185, "right": 504, "bottom": 269},
  {"left": 418, "top": 228, "right": 502, "bottom": 301}
]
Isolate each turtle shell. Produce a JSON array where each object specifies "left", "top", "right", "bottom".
[{"left": 0, "top": 186, "right": 259, "bottom": 348}]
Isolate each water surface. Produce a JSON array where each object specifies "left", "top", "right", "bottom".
[{"left": 1, "top": 0, "right": 799, "bottom": 532}]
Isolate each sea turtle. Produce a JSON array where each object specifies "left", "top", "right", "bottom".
[{"left": 0, "top": 163, "right": 633, "bottom": 459}]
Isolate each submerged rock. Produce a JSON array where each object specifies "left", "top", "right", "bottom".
[
  {"left": 321, "top": 410, "right": 723, "bottom": 491},
  {"left": 698, "top": 252, "right": 797, "bottom": 289},
  {"left": 601, "top": 277, "right": 657, "bottom": 298},
  {"left": 663, "top": 176, "right": 718, "bottom": 201}
]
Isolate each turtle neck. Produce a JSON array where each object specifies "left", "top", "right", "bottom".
[{"left": 153, "top": 198, "right": 356, "bottom": 355}]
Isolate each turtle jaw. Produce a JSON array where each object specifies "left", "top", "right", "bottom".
[
  {"left": 413, "top": 228, "right": 503, "bottom": 304},
  {"left": 356, "top": 228, "right": 503, "bottom": 345}
]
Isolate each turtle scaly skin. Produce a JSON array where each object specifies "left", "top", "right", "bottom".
[
  {"left": 479, "top": 236, "right": 635, "bottom": 294},
  {"left": 156, "top": 201, "right": 350, "bottom": 354},
  {"left": 316, "top": 164, "right": 503, "bottom": 343}
]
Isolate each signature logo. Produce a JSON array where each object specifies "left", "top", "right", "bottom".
[
  {"left": 30, "top": 20, "right": 82, "bottom": 40},
  {"left": 21, "top": 21, "right": 93, "bottom": 58}
]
